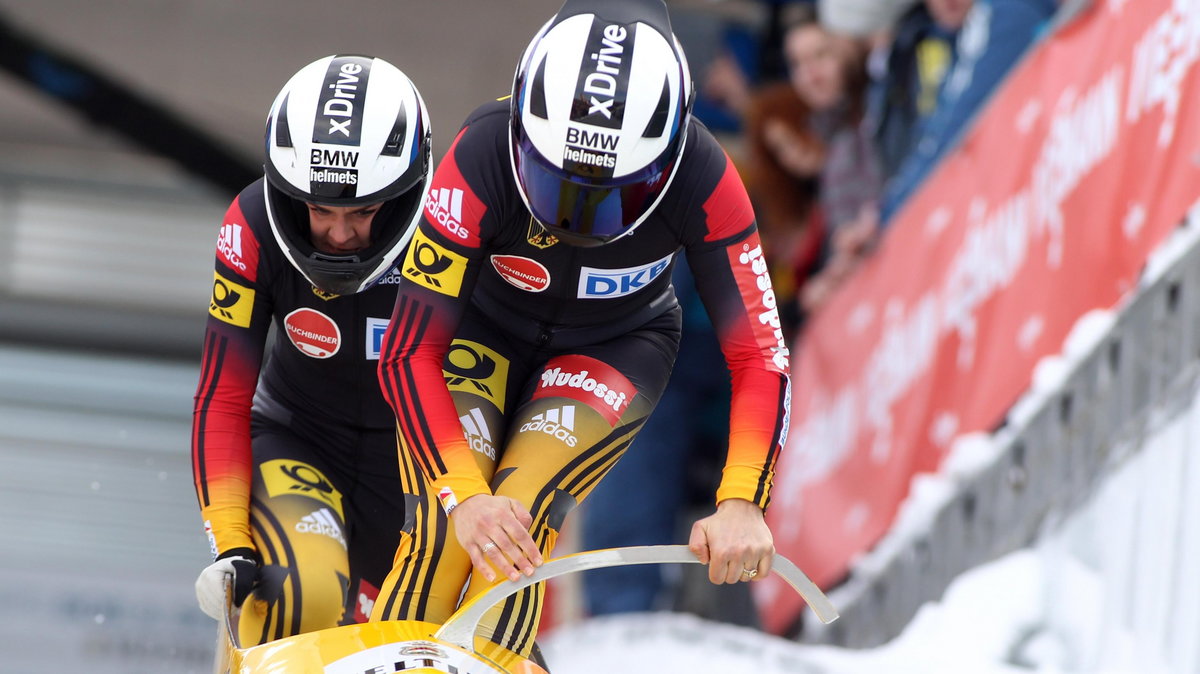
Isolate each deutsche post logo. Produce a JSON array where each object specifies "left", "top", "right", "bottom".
[
  {"left": 403, "top": 229, "right": 466, "bottom": 296},
  {"left": 261, "top": 459, "right": 344, "bottom": 518},
  {"left": 444, "top": 339, "right": 509, "bottom": 412},
  {"left": 526, "top": 217, "right": 558, "bottom": 249},
  {"left": 210, "top": 271, "right": 254, "bottom": 327}
]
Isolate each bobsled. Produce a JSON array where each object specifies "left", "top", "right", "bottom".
[{"left": 213, "top": 545, "right": 839, "bottom": 673}]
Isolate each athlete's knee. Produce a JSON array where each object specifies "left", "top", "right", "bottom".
[{"left": 236, "top": 563, "right": 349, "bottom": 644}]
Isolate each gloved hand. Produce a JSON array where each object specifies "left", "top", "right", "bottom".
[{"left": 195, "top": 547, "right": 259, "bottom": 620}]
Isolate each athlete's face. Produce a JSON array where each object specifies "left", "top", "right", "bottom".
[{"left": 306, "top": 202, "right": 379, "bottom": 254}]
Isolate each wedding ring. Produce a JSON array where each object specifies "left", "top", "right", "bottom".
[
  {"left": 742, "top": 568, "right": 758, "bottom": 578},
  {"left": 481, "top": 541, "right": 497, "bottom": 554}
]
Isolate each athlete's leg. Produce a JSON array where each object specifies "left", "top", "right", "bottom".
[
  {"left": 579, "top": 379, "right": 693, "bottom": 614},
  {"left": 470, "top": 310, "right": 680, "bottom": 655},
  {"left": 239, "top": 420, "right": 351, "bottom": 646},
  {"left": 338, "top": 427, "right": 408, "bottom": 624},
  {"left": 373, "top": 332, "right": 526, "bottom": 625},
  {"left": 369, "top": 429, "right": 474, "bottom": 626},
  {"left": 581, "top": 273, "right": 731, "bottom": 615}
]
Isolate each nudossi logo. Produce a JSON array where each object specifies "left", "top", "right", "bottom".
[
  {"left": 539, "top": 368, "right": 627, "bottom": 415},
  {"left": 519, "top": 406, "right": 578, "bottom": 447},
  {"left": 738, "top": 243, "right": 789, "bottom": 371}
]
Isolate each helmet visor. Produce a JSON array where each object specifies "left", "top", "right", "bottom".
[{"left": 514, "top": 135, "right": 675, "bottom": 244}]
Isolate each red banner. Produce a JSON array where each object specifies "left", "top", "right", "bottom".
[{"left": 759, "top": 0, "right": 1200, "bottom": 634}]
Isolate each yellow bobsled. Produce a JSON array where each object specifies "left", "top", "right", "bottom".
[{"left": 214, "top": 545, "right": 839, "bottom": 673}]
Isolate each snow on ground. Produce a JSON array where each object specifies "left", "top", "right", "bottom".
[{"left": 542, "top": 547, "right": 1140, "bottom": 674}]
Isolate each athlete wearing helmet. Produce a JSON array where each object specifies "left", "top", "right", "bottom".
[
  {"left": 371, "top": 0, "right": 789, "bottom": 659},
  {"left": 508, "top": 0, "right": 692, "bottom": 246},
  {"left": 191, "top": 54, "right": 431, "bottom": 646}
]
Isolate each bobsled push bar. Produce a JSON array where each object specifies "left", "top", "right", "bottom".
[{"left": 436, "top": 544, "right": 839, "bottom": 650}]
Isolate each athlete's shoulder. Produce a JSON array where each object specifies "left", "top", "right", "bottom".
[
  {"left": 670, "top": 121, "right": 756, "bottom": 245},
  {"left": 422, "top": 98, "right": 520, "bottom": 246},
  {"left": 224, "top": 177, "right": 270, "bottom": 230},
  {"left": 215, "top": 177, "right": 280, "bottom": 282},
  {"left": 461, "top": 98, "right": 512, "bottom": 130},
  {"left": 450, "top": 98, "right": 512, "bottom": 161},
  {"left": 680, "top": 120, "right": 733, "bottom": 174}
]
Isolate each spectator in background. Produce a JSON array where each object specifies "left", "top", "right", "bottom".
[
  {"left": 821, "top": 0, "right": 956, "bottom": 183},
  {"left": 695, "top": 20, "right": 764, "bottom": 133},
  {"left": 782, "top": 0, "right": 961, "bottom": 317},
  {"left": 782, "top": 8, "right": 879, "bottom": 233},
  {"left": 880, "top": 0, "right": 1059, "bottom": 221},
  {"left": 741, "top": 81, "right": 822, "bottom": 338},
  {"left": 776, "top": 9, "right": 884, "bottom": 316}
]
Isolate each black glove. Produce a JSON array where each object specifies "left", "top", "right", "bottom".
[{"left": 195, "top": 547, "right": 260, "bottom": 620}]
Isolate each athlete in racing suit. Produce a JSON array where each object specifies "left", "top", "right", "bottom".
[
  {"left": 371, "top": 0, "right": 790, "bottom": 658},
  {"left": 191, "top": 54, "right": 431, "bottom": 646}
]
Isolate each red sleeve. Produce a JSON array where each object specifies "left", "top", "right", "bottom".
[
  {"left": 377, "top": 126, "right": 493, "bottom": 513},
  {"left": 191, "top": 195, "right": 269, "bottom": 556},
  {"left": 690, "top": 157, "right": 791, "bottom": 510}
]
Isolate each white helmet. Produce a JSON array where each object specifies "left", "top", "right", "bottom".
[
  {"left": 264, "top": 54, "right": 431, "bottom": 294},
  {"left": 509, "top": 0, "right": 694, "bottom": 246}
]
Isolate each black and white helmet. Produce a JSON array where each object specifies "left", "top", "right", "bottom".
[
  {"left": 509, "top": 0, "right": 694, "bottom": 246},
  {"left": 264, "top": 54, "right": 431, "bottom": 294}
]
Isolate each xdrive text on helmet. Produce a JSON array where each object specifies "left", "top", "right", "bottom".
[{"left": 264, "top": 54, "right": 431, "bottom": 295}]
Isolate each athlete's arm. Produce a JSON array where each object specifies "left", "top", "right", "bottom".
[
  {"left": 377, "top": 125, "right": 494, "bottom": 510},
  {"left": 682, "top": 141, "right": 791, "bottom": 583},
  {"left": 686, "top": 150, "right": 791, "bottom": 510},
  {"left": 690, "top": 225, "right": 790, "bottom": 509},
  {"left": 192, "top": 192, "right": 272, "bottom": 558},
  {"left": 377, "top": 118, "right": 543, "bottom": 581}
]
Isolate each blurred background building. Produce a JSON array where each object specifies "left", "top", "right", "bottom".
[
  {"left": 3, "top": 1, "right": 1198, "bottom": 673},
  {"left": 0, "top": 1, "right": 760, "bottom": 670}
]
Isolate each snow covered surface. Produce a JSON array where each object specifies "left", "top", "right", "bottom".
[
  {"left": 544, "top": 547, "right": 1123, "bottom": 674},
  {"left": 544, "top": 549, "right": 1042, "bottom": 674},
  {"left": 545, "top": 366, "right": 1200, "bottom": 674}
]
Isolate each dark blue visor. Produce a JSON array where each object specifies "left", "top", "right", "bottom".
[{"left": 514, "top": 136, "right": 675, "bottom": 245}]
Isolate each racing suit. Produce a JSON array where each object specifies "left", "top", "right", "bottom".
[
  {"left": 371, "top": 99, "right": 791, "bottom": 656},
  {"left": 192, "top": 179, "right": 407, "bottom": 645}
]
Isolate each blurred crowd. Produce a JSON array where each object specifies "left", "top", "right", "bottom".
[
  {"left": 579, "top": 0, "right": 1065, "bottom": 625},
  {"left": 701, "top": 0, "right": 1060, "bottom": 335}
]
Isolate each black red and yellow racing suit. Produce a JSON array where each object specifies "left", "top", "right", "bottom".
[
  {"left": 191, "top": 179, "right": 407, "bottom": 645},
  {"left": 372, "top": 100, "right": 791, "bottom": 656}
]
